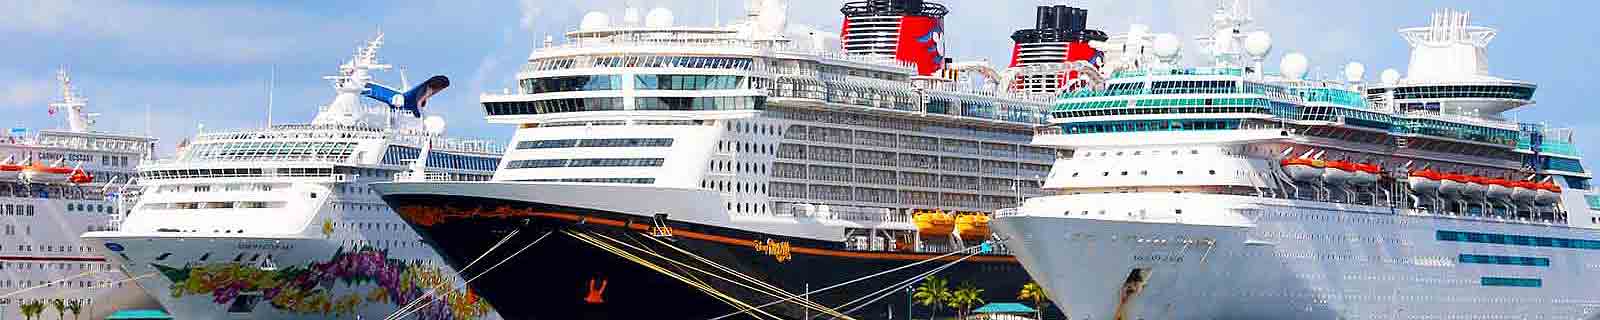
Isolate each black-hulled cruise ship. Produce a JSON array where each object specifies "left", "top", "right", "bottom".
[{"left": 374, "top": 1, "right": 1123, "bottom": 319}]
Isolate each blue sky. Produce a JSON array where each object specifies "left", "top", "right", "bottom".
[{"left": 4, "top": 0, "right": 1598, "bottom": 159}]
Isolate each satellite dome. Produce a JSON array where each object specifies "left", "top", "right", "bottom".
[
  {"left": 579, "top": 11, "right": 610, "bottom": 30},
  {"left": 1344, "top": 62, "right": 1366, "bottom": 83},
  {"left": 423, "top": 115, "right": 446, "bottom": 135},
  {"left": 1245, "top": 31, "right": 1272, "bottom": 57},
  {"left": 1153, "top": 33, "right": 1181, "bottom": 59},
  {"left": 645, "top": 8, "right": 675, "bottom": 27},
  {"left": 1280, "top": 52, "right": 1308, "bottom": 80},
  {"left": 1380, "top": 68, "right": 1402, "bottom": 85}
]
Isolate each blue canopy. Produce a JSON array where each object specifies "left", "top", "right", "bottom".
[
  {"left": 104, "top": 309, "right": 173, "bottom": 320},
  {"left": 973, "top": 302, "right": 1037, "bottom": 314}
]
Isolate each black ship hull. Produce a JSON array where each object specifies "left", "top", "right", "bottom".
[{"left": 380, "top": 194, "right": 1053, "bottom": 320}]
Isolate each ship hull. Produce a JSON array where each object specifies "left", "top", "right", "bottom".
[
  {"left": 376, "top": 182, "right": 1048, "bottom": 320},
  {"left": 995, "top": 193, "right": 1600, "bottom": 320},
  {"left": 79, "top": 233, "right": 497, "bottom": 320}
]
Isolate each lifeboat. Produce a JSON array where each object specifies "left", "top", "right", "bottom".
[
  {"left": 1535, "top": 182, "right": 1562, "bottom": 205},
  {"left": 1437, "top": 173, "right": 1469, "bottom": 196},
  {"left": 1408, "top": 169, "right": 1442, "bottom": 194},
  {"left": 1484, "top": 178, "right": 1514, "bottom": 199},
  {"left": 0, "top": 162, "right": 20, "bottom": 181},
  {"left": 1348, "top": 163, "right": 1381, "bottom": 185},
  {"left": 68, "top": 170, "right": 93, "bottom": 184},
  {"left": 1282, "top": 158, "right": 1324, "bottom": 182},
  {"left": 1510, "top": 181, "right": 1539, "bottom": 202},
  {"left": 20, "top": 162, "right": 74, "bottom": 184},
  {"left": 954, "top": 213, "right": 992, "bottom": 239},
  {"left": 914, "top": 210, "right": 954, "bottom": 237},
  {"left": 1460, "top": 176, "right": 1489, "bottom": 199},
  {"left": 1321, "top": 161, "right": 1354, "bottom": 185}
]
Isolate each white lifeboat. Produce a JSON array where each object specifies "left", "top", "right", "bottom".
[
  {"left": 1281, "top": 158, "right": 1324, "bottom": 182},
  {"left": 1510, "top": 181, "right": 1539, "bottom": 202},
  {"left": 21, "top": 161, "right": 74, "bottom": 184},
  {"left": 1438, "top": 173, "right": 1470, "bottom": 196},
  {"left": 1321, "top": 161, "right": 1354, "bottom": 185},
  {"left": 1535, "top": 182, "right": 1561, "bottom": 205},
  {"left": 1485, "top": 178, "right": 1514, "bottom": 200},
  {"left": 1348, "top": 163, "right": 1381, "bottom": 186},
  {"left": 1408, "top": 169, "right": 1442, "bottom": 194}
]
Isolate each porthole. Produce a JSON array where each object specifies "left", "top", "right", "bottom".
[
  {"left": 1071, "top": 172, "right": 1080, "bottom": 177},
  {"left": 1102, "top": 172, "right": 1110, "bottom": 176},
  {"left": 1120, "top": 171, "right": 1128, "bottom": 176},
  {"left": 1209, "top": 170, "right": 1217, "bottom": 175},
  {"left": 1177, "top": 170, "right": 1184, "bottom": 175},
  {"left": 1140, "top": 170, "right": 1148, "bottom": 176}
]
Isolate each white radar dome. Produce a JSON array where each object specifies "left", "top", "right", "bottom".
[
  {"left": 580, "top": 11, "right": 611, "bottom": 30},
  {"left": 1380, "top": 68, "right": 1401, "bottom": 85},
  {"left": 1153, "top": 33, "right": 1181, "bottom": 59},
  {"left": 1280, "top": 52, "right": 1308, "bottom": 80},
  {"left": 645, "top": 8, "right": 675, "bottom": 27},
  {"left": 1245, "top": 31, "right": 1272, "bottom": 57},
  {"left": 423, "top": 115, "right": 447, "bottom": 135},
  {"left": 1344, "top": 62, "right": 1366, "bottom": 83}
]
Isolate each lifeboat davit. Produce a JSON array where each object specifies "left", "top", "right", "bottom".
[
  {"left": 1485, "top": 178, "right": 1514, "bottom": 199},
  {"left": 1348, "top": 163, "right": 1381, "bottom": 185},
  {"left": 21, "top": 162, "right": 74, "bottom": 184},
  {"left": 1322, "top": 161, "right": 1354, "bottom": 185},
  {"left": 1408, "top": 169, "right": 1442, "bottom": 194},
  {"left": 1438, "top": 173, "right": 1469, "bottom": 196},
  {"left": 914, "top": 210, "right": 954, "bottom": 237},
  {"left": 1511, "top": 181, "right": 1539, "bottom": 202},
  {"left": 1460, "top": 176, "right": 1489, "bottom": 199},
  {"left": 954, "top": 213, "right": 992, "bottom": 239},
  {"left": 1282, "top": 158, "right": 1324, "bottom": 182},
  {"left": 1535, "top": 182, "right": 1562, "bottom": 205}
]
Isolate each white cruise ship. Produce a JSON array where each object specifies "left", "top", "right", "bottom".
[
  {"left": 0, "top": 70, "right": 162, "bottom": 319},
  {"left": 368, "top": 1, "right": 1124, "bottom": 319},
  {"left": 80, "top": 35, "right": 505, "bottom": 320},
  {"left": 993, "top": 5, "right": 1600, "bottom": 320}
]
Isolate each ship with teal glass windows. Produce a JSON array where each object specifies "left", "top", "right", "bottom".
[{"left": 994, "top": 5, "right": 1600, "bottom": 320}]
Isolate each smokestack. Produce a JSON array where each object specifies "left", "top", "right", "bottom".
[
  {"left": 1052, "top": 5, "right": 1071, "bottom": 30},
  {"left": 1070, "top": 8, "right": 1087, "bottom": 32},
  {"left": 1036, "top": 6, "right": 1054, "bottom": 30}
]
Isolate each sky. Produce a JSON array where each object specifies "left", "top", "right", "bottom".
[{"left": 3, "top": 0, "right": 1599, "bottom": 159}]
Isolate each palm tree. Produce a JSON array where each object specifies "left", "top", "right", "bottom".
[
  {"left": 1018, "top": 281, "right": 1049, "bottom": 320},
  {"left": 19, "top": 300, "right": 41, "bottom": 320},
  {"left": 65, "top": 300, "right": 83, "bottom": 320},
  {"left": 947, "top": 282, "right": 985, "bottom": 319},
  {"left": 49, "top": 299, "right": 64, "bottom": 320},
  {"left": 912, "top": 276, "right": 951, "bottom": 320}
]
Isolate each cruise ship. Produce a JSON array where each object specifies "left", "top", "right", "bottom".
[
  {"left": 80, "top": 35, "right": 505, "bottom": 320},
  {"left": 993, "top": 5, "right": 1600, "bottom": 320},
  {"left": 369, "top": 1, "right": 1126, "bottom": 319},
  {"left": 0, "top": 70, "right": 162, "bottom": 319}
]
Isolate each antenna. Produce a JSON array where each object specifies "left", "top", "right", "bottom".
[{"left": 267, "top": 66, "right": 275, "bottom": 128}]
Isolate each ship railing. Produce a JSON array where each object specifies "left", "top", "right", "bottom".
[
  {"left": 393, "top": 170, "right": 458, "bottom": 182},
  {"left": 994, "top": 208, "right": 1022, "bottom": 217},
  {"left": 544, "top": 35, "right": 914, "bottom": 71}
]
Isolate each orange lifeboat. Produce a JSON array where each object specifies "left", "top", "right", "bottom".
[
  {"left": 1281, "top": 158, "right": 1324, "bottom": 182},
  {"left": 1461, "top": 176, "right": 1489, "bottom": 199},
  {"left": 21, "top": 161, "right": 73, "bottom": 184},
  {"left": 1535, "top": 181, "right": 1562, "bottom": 205},
  {"left": 1322, "top": 161, "right": 1354, "bottom": 185},
  {"left": 1484, "top": 178, "right": 1514, "bottom": 199},
  {"left": 954, "top": 213, "right": 991, "bottom": 239},
  {"left": 1348, "top": 163, "right": 1381, "bottom": 185},
  {"left": 914, "top": 210, "right": 954, "bottom": 237},
  {"left": 68, "top": 170, "right": 93, "bottom": 184},
  {"left": 1438, "top": 173, "right": 1470, "bottom": 196},
  {"left": 0, "top": 162, "right": 20, "bottom": 181},
  {"left": 1511, "top": 180, "right": 1539, "bottom": 202},
  {"left": 1408, "top": 169, "right": 1442, "bottom": 194}
]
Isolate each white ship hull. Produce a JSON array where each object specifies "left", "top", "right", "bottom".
[
  {"left": 81, "top": 233, "right": 494, "bottom": 320},
  {"left": 0, "top": 194, "right": 162, "bottom": 320},
  {"left": 995, "top": 193, "right": 1600, "bottom": 320}
]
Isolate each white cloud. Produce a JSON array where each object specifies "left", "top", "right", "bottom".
[
  {"left": 0, "top": 77, "right": 53, "bottom": 110},
  {"left": 0, "top": 0, "right": 356, "bottom": 64}
]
